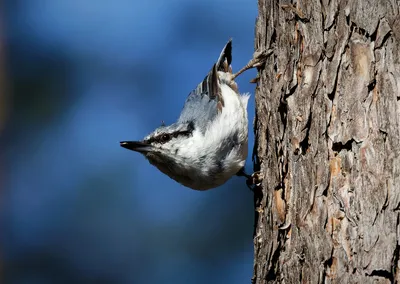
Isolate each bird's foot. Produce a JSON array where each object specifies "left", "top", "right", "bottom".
[
  {"left": 231, "top": 48, "right": 273, "bottom": 80},
  {"left": 245, "top": 171, "right": 263, "bottom": 189},
  {"left": 236, "top": 168, "right": 264, "bottom": 191}
]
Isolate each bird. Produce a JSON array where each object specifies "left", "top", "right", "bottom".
[{"left": 120, "top": 39, "right": 264, "bottom": 190}]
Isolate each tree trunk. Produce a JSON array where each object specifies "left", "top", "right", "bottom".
[{"left": 252, "top": 0, "right": 400, "bottom": 283}]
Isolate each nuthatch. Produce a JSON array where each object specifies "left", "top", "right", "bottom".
[{"left": 120, "top": 39, "right": 263, "bottom": 190}]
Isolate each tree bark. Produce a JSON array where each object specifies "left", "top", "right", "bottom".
[{"left": 252, "top": 0, "right": 400, "bottom": 283}]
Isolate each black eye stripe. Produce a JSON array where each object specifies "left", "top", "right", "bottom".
[
  {"left": 145, "top": 121, "right": 195, "bottom": 144},
  {"left": 146, "top": 129, "right": 193, "bottom": 144}
]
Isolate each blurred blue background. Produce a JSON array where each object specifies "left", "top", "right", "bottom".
[{"left": 2, "top": 1, "right": 259, "bottom": 283}]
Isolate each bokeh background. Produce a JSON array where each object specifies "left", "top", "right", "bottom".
[{"left": 2, "top": 1, "right": 259, "bottom": 283}]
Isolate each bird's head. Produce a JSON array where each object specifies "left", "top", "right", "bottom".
[{"left": 120, "top": 121, "right": 196, "bottom": 178}]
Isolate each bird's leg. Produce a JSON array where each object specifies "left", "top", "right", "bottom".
[
  {"left": 236, "top": 167, "right": 264, "bottom": 191},
  {"left": 231, "top": 48, "right": 273, "bottom": 80},
  {"left": 236, "top": 167, "right": 252, "bottom": 179}
]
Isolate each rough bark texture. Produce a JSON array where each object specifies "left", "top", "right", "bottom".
[{"left": 252, "top": 0, "right": 400, "bottom": 283}]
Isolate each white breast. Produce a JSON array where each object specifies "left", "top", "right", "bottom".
[{"left": 184, "top": 83, "right": 250, "bottom": 190}]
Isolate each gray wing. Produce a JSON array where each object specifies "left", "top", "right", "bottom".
[
  {"left": 177, "top": 88, "right": 219, "bottom": 132},
  {"left": 177, "top": 40, "right": 232, "bottom": 133}
]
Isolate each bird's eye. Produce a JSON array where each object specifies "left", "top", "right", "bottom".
[{"left": 160, "top": 134, "right": 171, "bottom": 143}]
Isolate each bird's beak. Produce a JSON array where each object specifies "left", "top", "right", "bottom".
[{"left": 120, "top": 141, "right": 152, "bottom": 153}]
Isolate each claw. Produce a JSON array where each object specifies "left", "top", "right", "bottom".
[
  {"left": 236, "top": 168, "right": 264, "bottom": 191},
  {"left": 246, "top": 171, "right": 264, "bottom": 187}
]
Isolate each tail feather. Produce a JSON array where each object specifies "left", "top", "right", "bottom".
[
  {"left": 215, "top": 39, "right": 232, "bottom": 72},
  {"left": 193, "top": 39, "right": 233, "bottom": 113}
]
